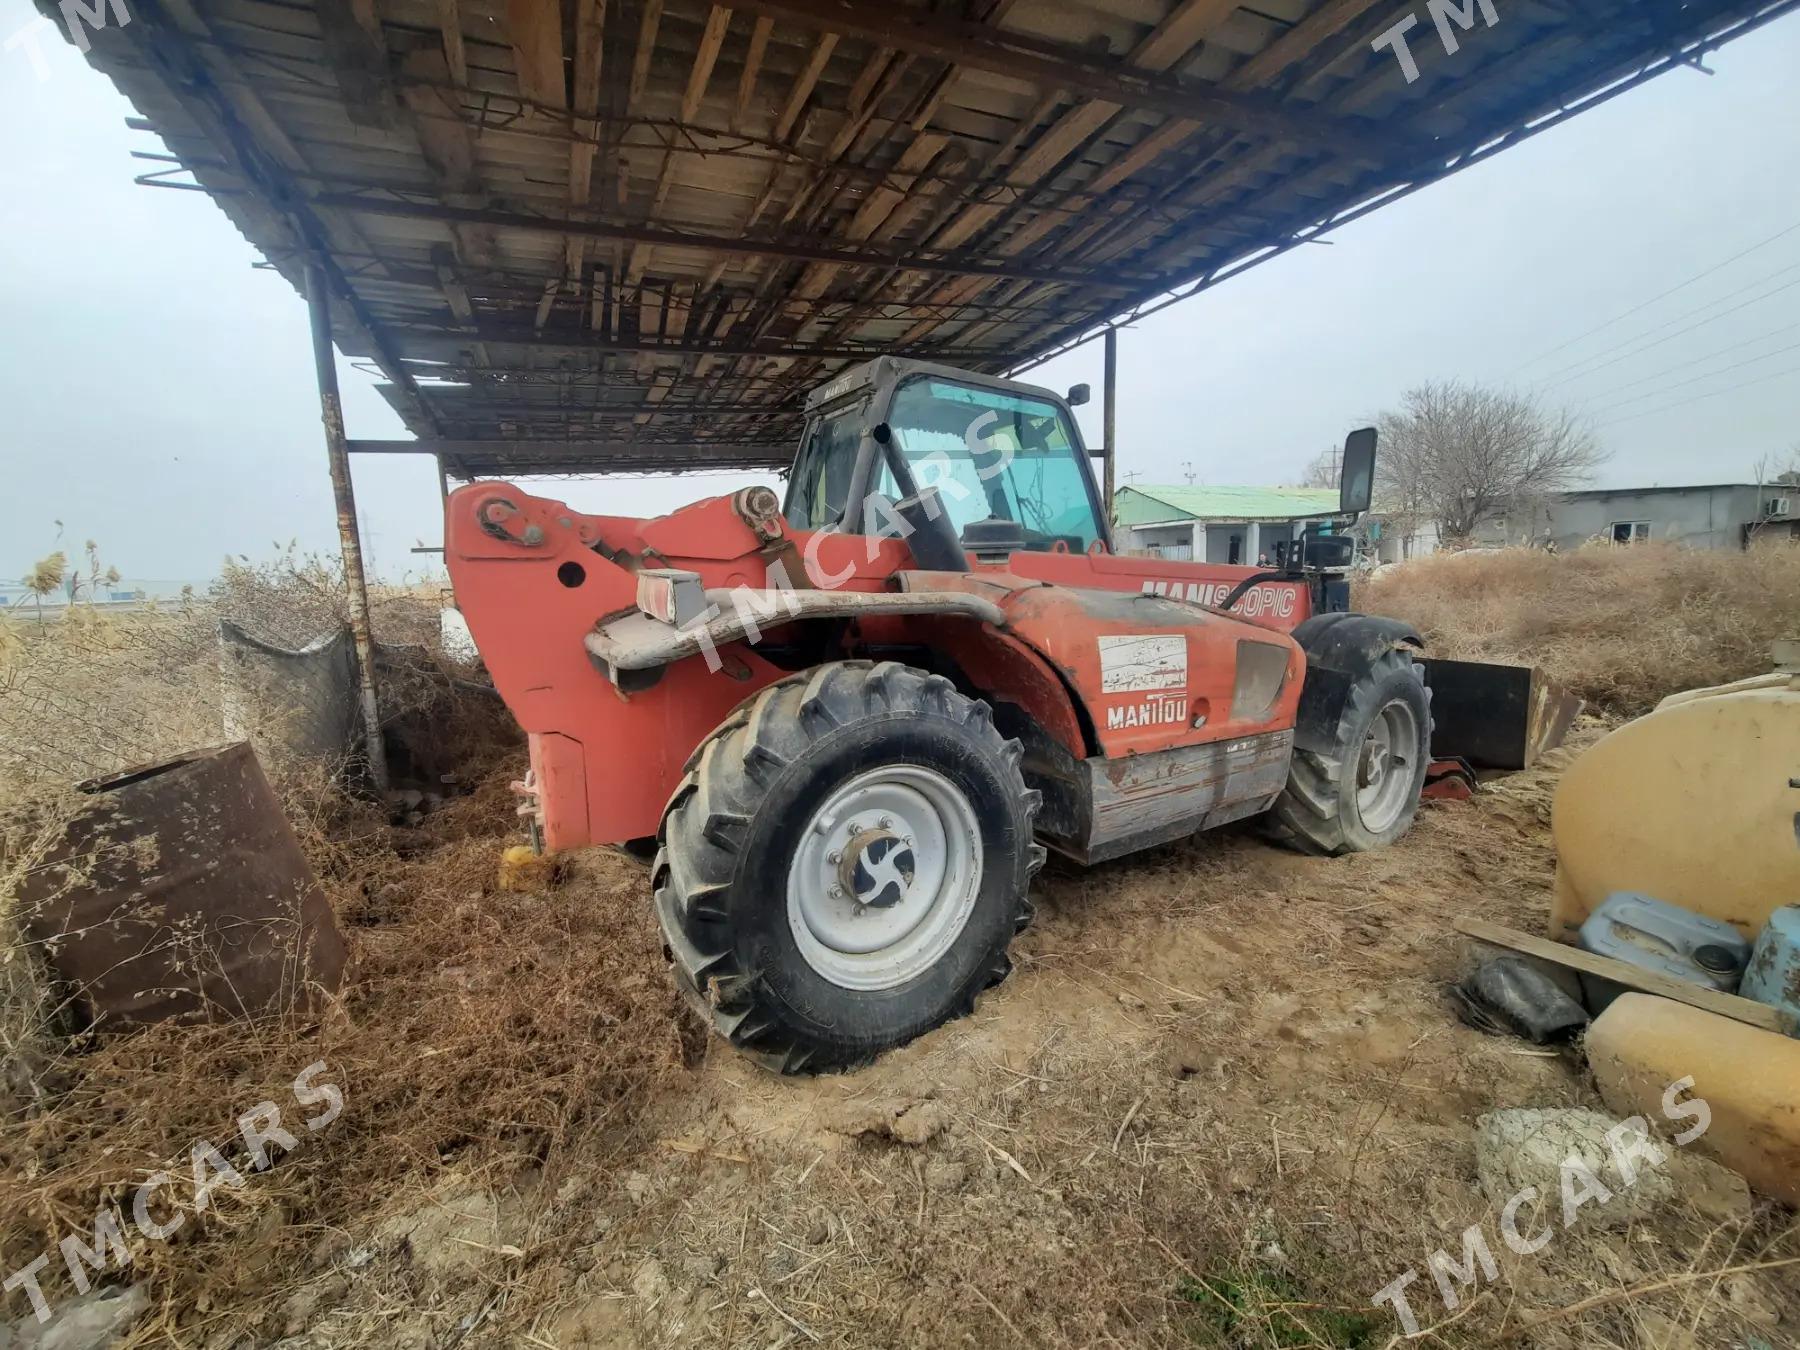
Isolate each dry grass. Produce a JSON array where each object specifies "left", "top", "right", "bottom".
[
  {"left": 0, "top": 550, "right": 453, "bottom": 801},
  {"left": 0, "top": 552, "right": 625, "bottom": 1344},
  {"left": 0, "top": 785, "right": 689, "bottom": 1344},
  {"left": 1356, "top": 541, "right": 1800, "bottom": 716}
]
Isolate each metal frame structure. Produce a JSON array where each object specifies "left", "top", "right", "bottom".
[
  {"left": 57, "top": 0, "right": 1795, "bottom": 762},
  {"left": 67, "top": 0, "right": 1796, "bottom": 482}
]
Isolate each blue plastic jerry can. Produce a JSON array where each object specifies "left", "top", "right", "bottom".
[
  {"left": 1742, "top": 906, "right": 1800, "bottom": 1034},
  {"left": 1575, "top": 891, "right": 1752, "bottom": 1013}
]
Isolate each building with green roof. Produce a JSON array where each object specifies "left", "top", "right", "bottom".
[{"left": 1113, "top": 484, "right": 1344, "bottom": 566}]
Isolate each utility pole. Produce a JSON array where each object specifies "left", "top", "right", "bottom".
[
  {"left": 305, "top": 261, "right": 390, "bottom": 793},
  {"left": 1101, "top": 327, "right": 1118, "bottom": 526}
]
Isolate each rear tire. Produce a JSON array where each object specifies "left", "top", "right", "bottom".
[
  {"left": 654, "top": 661, "right": 1043, "bottom": 1074},
  {"left": 1268, "top": 649, "right": 1430, "bottom": 856}
]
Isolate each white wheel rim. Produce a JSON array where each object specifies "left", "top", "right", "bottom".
[
  {"left": 1356, "top": 699, "right": 1419, "bottom": 833},
  {"left": 786, "top": 765, "right": 983, "bottom": 991}
]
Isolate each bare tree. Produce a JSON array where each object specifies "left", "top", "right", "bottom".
[
  {"left": 1373, "top": 381, "right": 1605, "bottom": 545},
  {"left": 1748, "top": 448, "right": 1800, "bottom": 540},
  {"left": 1750, "top": 447, "right": 1800, "bottom": 490},
  {"left": 1296, "top": 448, "right": 1339, "bottom": 489}
]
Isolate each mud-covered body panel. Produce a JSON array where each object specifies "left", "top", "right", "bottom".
[
  {"left": 899, "top": 572, "right": 1306, "bottom": 759},
  {"left": 447, "top": 482, "right": 1315, "bottom": 850}
]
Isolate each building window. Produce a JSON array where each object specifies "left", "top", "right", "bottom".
[{"left": 1610, "top": 521, "right": 1650, "bottom": 544}]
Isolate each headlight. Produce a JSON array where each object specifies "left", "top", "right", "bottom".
[{"left": 636, "top": 568, "right": 706, "bottom": 626}]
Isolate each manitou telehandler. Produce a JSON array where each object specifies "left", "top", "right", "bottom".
[{"left": 447, "top": 357, "right": 1441, "bottom": 1072}]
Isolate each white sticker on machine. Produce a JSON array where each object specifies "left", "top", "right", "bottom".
[{"left": 1097, "top": 635, "right": 1187, "bottom": 694}]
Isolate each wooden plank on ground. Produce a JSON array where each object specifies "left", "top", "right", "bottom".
[{"left": 1454, "top": 917, "right": 1795, "bottom": 1037}]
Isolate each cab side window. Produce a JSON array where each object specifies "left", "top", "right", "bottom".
[{"left": 786, "top": 408, "right": 863, "bottom": 530}]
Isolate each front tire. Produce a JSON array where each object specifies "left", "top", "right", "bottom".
[
  {"left": 654, "top": 661, "right": 1043, "bottom": 1074},
  {"left": 1269, "top": 649, "right": 1430, "bottom": 856}
]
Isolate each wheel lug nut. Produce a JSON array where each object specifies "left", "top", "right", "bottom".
[
  {"left": 828, "top": 884, "right": 843, "bottom": 899},
  {"left": 827, "top": 851, "right": 842, "bottom": 865},
  {"left": 879, "top": 816, "right": 892, "bottom": 829}
]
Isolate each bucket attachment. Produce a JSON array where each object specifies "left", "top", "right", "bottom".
[{"left": 1419, "top": 659, "right": 1581, "bottom": 771}]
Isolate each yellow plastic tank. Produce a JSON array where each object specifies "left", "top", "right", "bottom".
[
  {"left": 1586, "top": 993, "right": 1800, "bottom": 1207},
  {"left": 1550, "top": 672, "right": 1800, "bottom": 941}
]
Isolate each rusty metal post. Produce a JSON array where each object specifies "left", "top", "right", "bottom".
[
  {"left": 305, "top": 261, "right": 390, "bottom": 792},
  {"left": 1102, "top": 326, "right": 1118, "bottom": 525}
]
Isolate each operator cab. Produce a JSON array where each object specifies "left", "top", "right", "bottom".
[{"left": 785, "top": 358, "right": 1107, "bottom": 561}]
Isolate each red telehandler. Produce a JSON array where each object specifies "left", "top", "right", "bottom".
[{"left": 448, "top": 357, "right": 1451, "bottom": 1072}]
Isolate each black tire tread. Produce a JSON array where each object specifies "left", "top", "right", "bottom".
[
  {"left": 1269, "top": 649, "right": 1429, "bottom": 857},
  {"left": 653, "top": 660, "right": 1043, "bottom": 1073}
]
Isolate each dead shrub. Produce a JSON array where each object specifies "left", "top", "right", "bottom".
[{"left": 1356, "top": 541, "right": 1800, "bottom": 716}]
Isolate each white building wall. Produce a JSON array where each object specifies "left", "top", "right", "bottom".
[
  {"left": 1124, "top": 522, "right": 1195, "bottom": 559},
  {"left": 1371, "top": 519, "right": 1441, "bottom": 563}
]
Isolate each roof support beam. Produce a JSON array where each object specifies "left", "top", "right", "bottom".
[
  {"left": 435, "top": 0, "right": 468, "bottom": 85},
  {"left": 314, "top": 0, "right": 399, "bottom": 128},
  {"left": 347, "top": 446, "right": 792, "bottom": 464},
  {"left": 308, "top": 193, "right": 1144, "bottom": 288},
  {"left": 308, "top": 262, "right": 391, "bottom": 792},
  {"left": 728, "top": 0, "right": 1416, "bottom": 161},
  {"left": 775, "top": 31, "right": 838, "bottom": 140},
  {"left": 405, "top": 322, "right": 993, "bottom": 364},
  {"left": 124, "top": 3, "right": 442, "bottom": 437},
  {"left": 507, "top": 0, "right": 568, "bottom": 106},
  {"left": 347, "top": 438, "right": 798, "bottom": 471},
  {"left": 734, "top": 16, "right": 773, "bottom": 130},
  {"left": 560, "top": 0, "right": 607, "bottom": 325}
]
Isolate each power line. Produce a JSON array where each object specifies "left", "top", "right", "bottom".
[
  {"left": 1508, "top": 217, "right": 1800, "bottom": 375},
  {"left": 1538, "top": 257, "right": 1800, "bottom": 387},
  {"left": 1593, "top": 361, "right": 1800, "bottom": 430},
  {"left": 1573, "top": 319, "right": 1800, "bottom": 405},
  {"left": 1539, "top": 270, "right": 1800, "bottom": 391},
  {"left": 1587, "top": 337, "right": 1800, "bottom": 416}
]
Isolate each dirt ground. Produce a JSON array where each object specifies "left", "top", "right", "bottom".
[{"left": 235, "top": 723, "right": 1795, "bottom": 1350}]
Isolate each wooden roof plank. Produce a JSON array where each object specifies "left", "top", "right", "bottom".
[
  {"left": 629, "top": 0, "right": 665, "bottom": 109},
  {"left": 773, "top": 30, "right": 838, "bottom": 140},
  {"left": 734, "top": 14, "right": 774, "bottom": 130},
  {"left": 733, "top": 0, "right": 1412, "bottom": 160},
  {"left": 436, "top": 0, "right": 469, "bottom": 84}
]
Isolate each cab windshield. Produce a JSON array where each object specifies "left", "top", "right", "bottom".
[{"left": 785, "top": 377, "right": 1103, "bottom": 551}]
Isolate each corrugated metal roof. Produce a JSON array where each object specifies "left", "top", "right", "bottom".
[
  {"left": 1116, "top": 483, "right": 1338, "bottom": 522},
  {"left": 62, "top": 0, "right": 1797, "bottom": 477}
]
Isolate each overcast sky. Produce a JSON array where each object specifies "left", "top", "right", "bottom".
[{"left": 3, "top": 3, "right": 1797, "bottom": 587}]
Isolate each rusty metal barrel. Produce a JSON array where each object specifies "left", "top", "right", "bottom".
[{"left": 13, "top": 742, "right": 346, "bottom": 1024}]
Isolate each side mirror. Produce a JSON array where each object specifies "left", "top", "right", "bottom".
[
  {"left": 1066, "top": 383, "right": 1091, "bottom": 407},
  {"left": 1339, "top": 426, "right": 1376, "bottom": 517}
]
